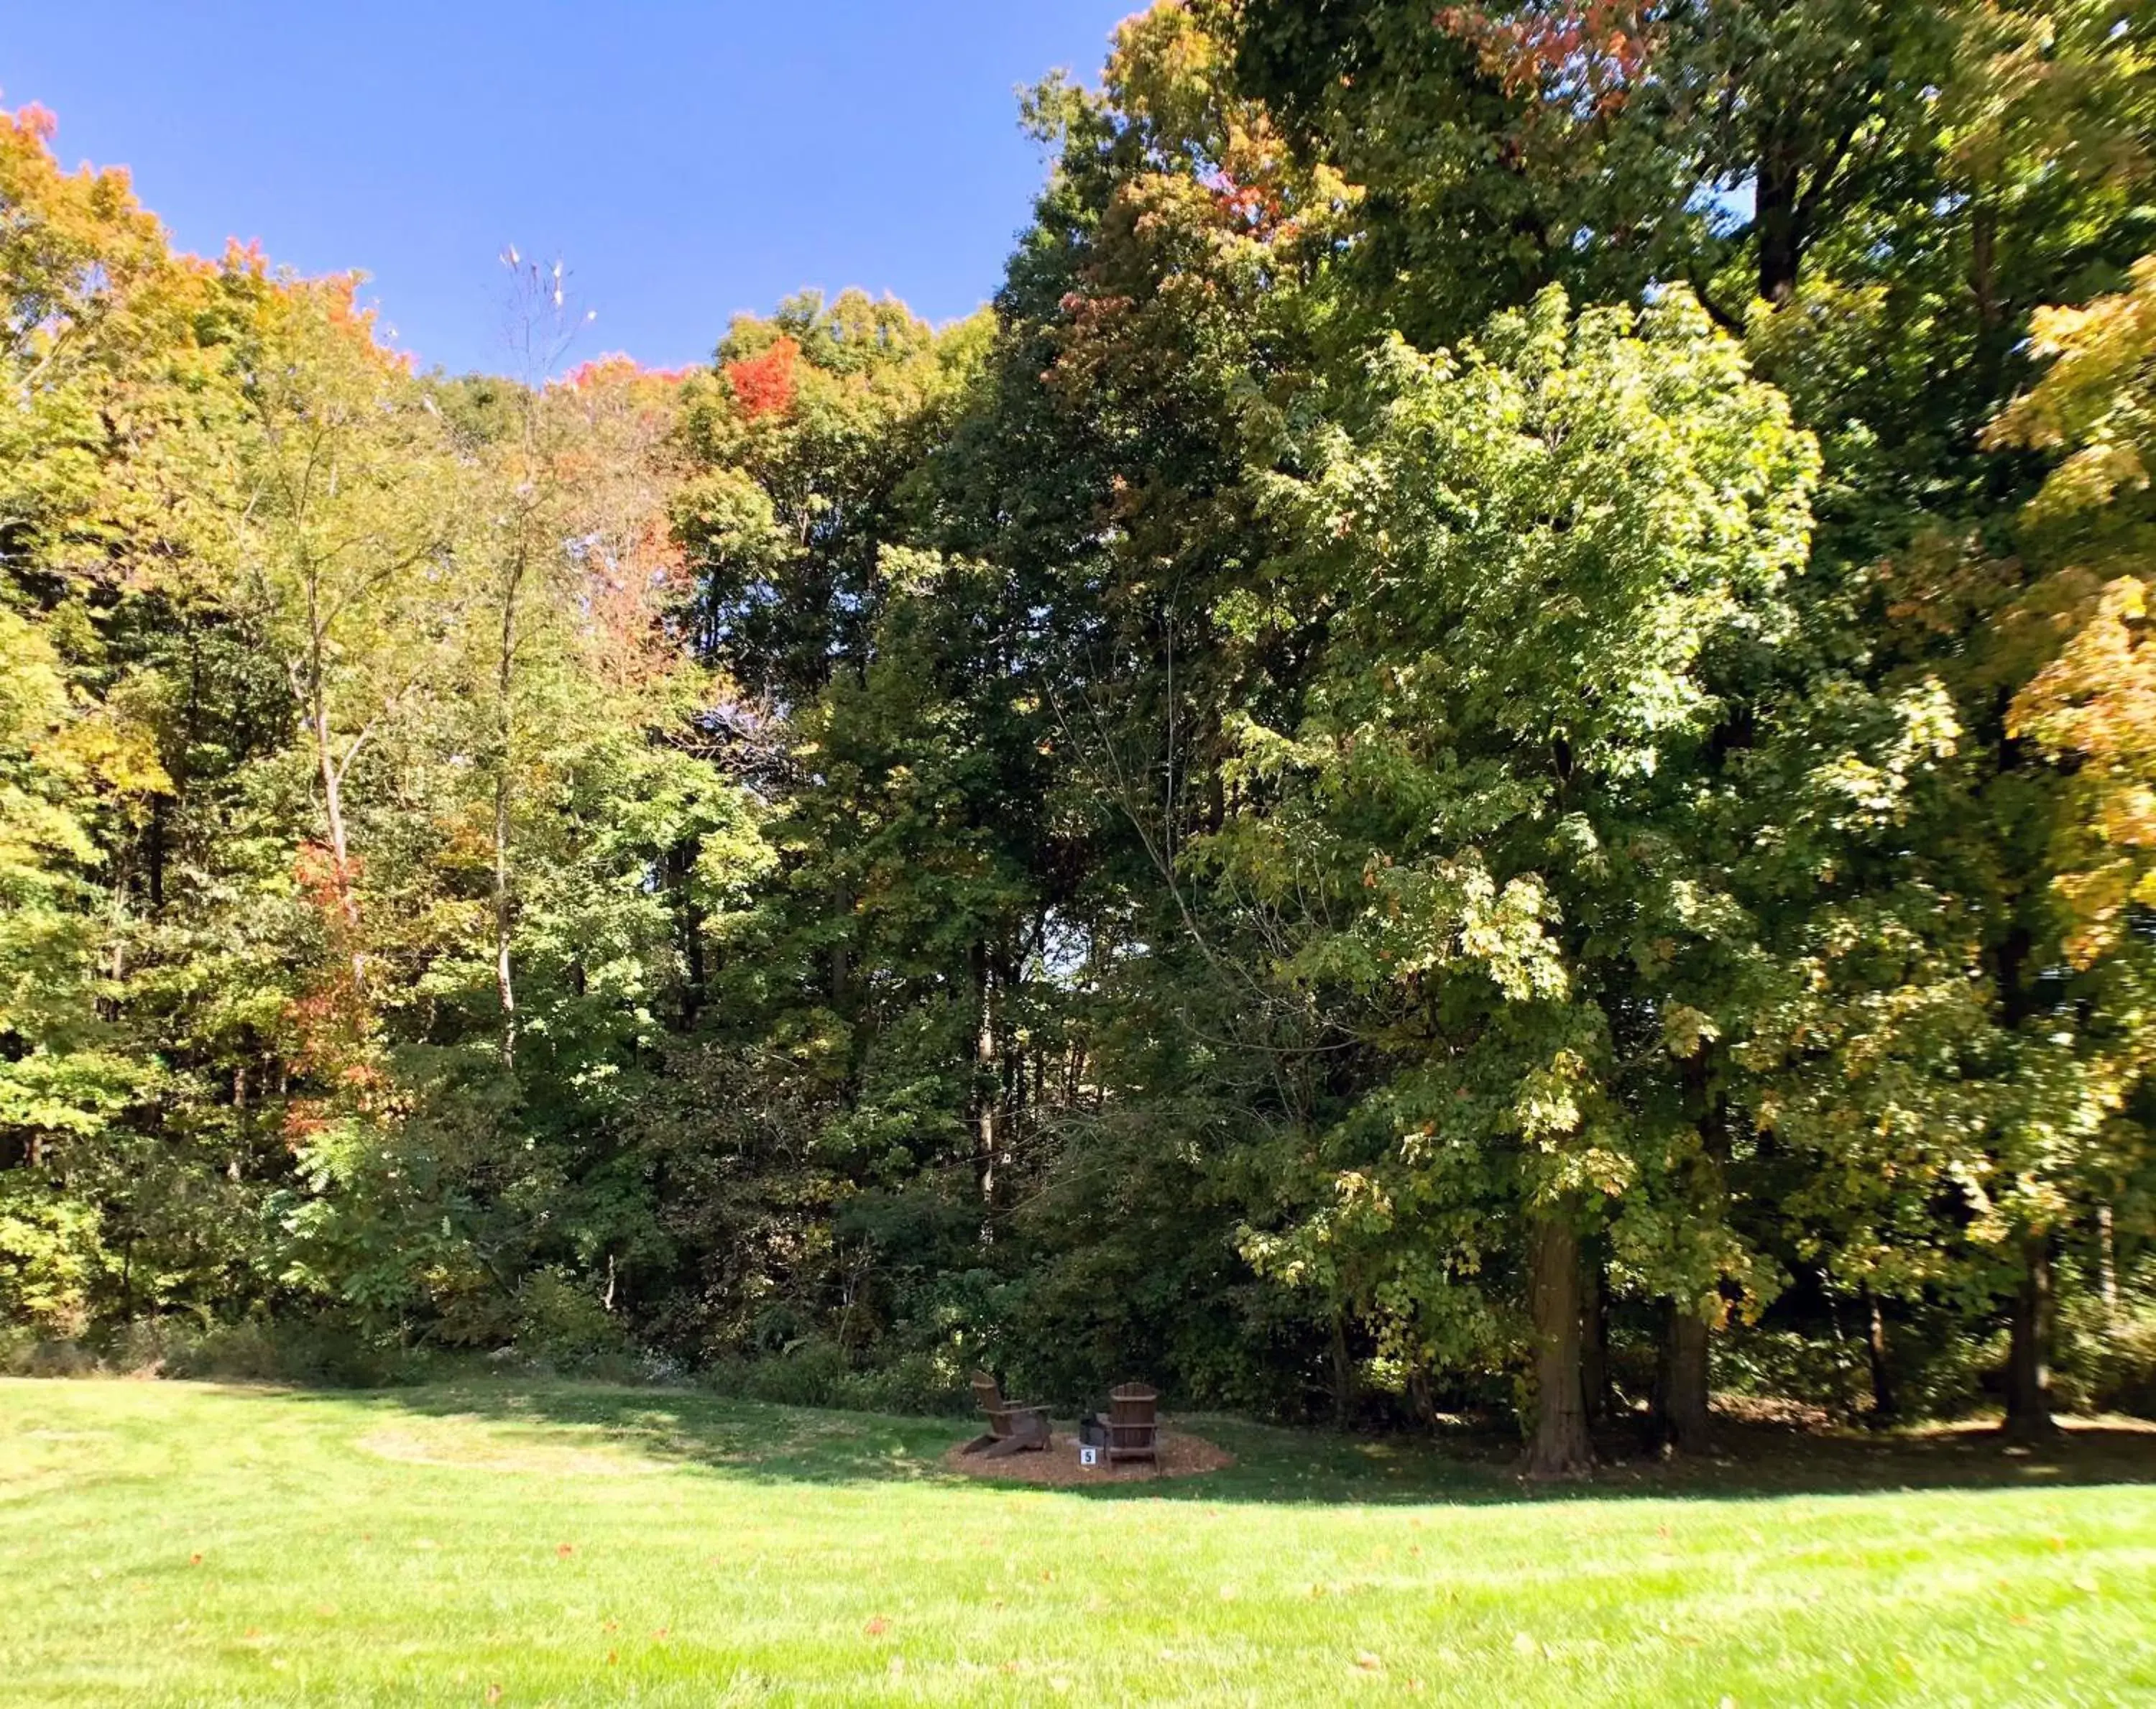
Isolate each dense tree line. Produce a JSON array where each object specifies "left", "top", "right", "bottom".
[{"left": 6, "top": 1, "right": 2156, "bottom": 1475}]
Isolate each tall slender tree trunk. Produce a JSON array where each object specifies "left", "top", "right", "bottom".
[
  {"left": 305, "top": 651, "right": 365, "bottom": 995},
  {"left": 492, "top": 767, "right": 515, "bottom": 1064},
  {"left": 1655, "top": 1059, "right": 1725, "bottom": 1452},
  {"left": 1525, "top": 1204, "right": 1593, "bottom": 1479},
  {"left": 1330, "top": 1304, "right": 1357, "bottom": 1429},
  {"left": 1656, "top": 1305, "right": 1713, "bottom": 1455},
  {"left": 492, "top": 551, "right": 522, "bottom": 1068},
  {"left": 1756, "top": 126, "right": 1805, "bottom": 305},
  {"left": 2097, "top": 1204, "right": 2119, "bottom": 1319},
  {"left": 2003, "top": 1233, "right": 2059, "bottom": 1441},
  {"left": 973, "top": 945, "right": 997, "bottom": 1226},
  {"left": 1864, "top": 1285, "right": 1897, "bottom": 1425},
  {"left": 1580, "top": 1248, "right": 1609, "bottom": 1427},
  {"left": 1970, "top": 188, "right": 2014, "bottom": 396},
  {"left": 1971, "top": 196, "right": 2001, "bottom": 335},
  {"left": 231, "top": 1060, "right": 249, "bottom": 1183}
]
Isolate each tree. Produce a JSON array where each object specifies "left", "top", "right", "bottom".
[
  {"left": 1216, "top": 287, "right": 1817, "bottom": 1475},
  {"left": 224, "top": 263, "right": 458, "bottom": 1011},
  {"left": 1973, "top": 253, "right": 2156, "bottom": 1434}
]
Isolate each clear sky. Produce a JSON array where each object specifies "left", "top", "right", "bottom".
[{"left": 0, "top": 1, "right": 1135, "bottom": 375}]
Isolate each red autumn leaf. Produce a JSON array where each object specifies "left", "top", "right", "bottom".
[
  {"left": 864, "top": 1616, "right": 889, "bottom": 1636},
  {"left": 724, "top": 336, "right": 799, "bottom": 420}
]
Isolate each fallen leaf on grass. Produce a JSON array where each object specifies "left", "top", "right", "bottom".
[
  {"left": 1353, "top": 1651, "right": 1384, "bottom": 1672},
  {"left": 864, "top": 1616, "right": 888, "bottom": 1636},
  {"left": 556, "top": 1544, "right": 575, "bottom": 1558}
]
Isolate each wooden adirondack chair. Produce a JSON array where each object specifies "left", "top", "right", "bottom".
[
  {"left": 1103, "top": 1381, "right": 1160, "bottom": 1465},
  {"left": 965, "top": 1370, "right": 1050, "bottom": 1458}
]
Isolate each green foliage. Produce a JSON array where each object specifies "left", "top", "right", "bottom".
[{"left": 5, "top": 4, "right": 2156, "bottom": 1455}]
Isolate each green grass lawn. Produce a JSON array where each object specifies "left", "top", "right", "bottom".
[{"left": 3, "top": 1377, "right": 2153, "bottom": 1705}]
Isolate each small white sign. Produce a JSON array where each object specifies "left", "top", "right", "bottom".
[{"left": 1079, "top": 1445, "right": 1100, "bottom": 1468}]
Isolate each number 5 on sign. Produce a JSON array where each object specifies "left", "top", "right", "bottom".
[{"left": 1079, "top": 1446, "right": 1100, "bottom": 1467}]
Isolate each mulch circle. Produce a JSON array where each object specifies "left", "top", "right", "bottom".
[{"left": 943, "top": 1427, "right": 1234, "bottom": 1485}]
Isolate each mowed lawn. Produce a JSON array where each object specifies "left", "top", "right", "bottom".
[{"left": 3, "top": 1378, "right": 2154, "bottom": 1707}]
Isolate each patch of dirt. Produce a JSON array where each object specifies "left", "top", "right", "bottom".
[
  {"left": 356, "top": 1419, "right": 664, "bottom": 1478},
  {"left": 943, "top": 1428, "right": 1233, "bottom": 1485}
]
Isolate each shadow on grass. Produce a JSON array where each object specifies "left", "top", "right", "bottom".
[{"left": 270, "top": 1376, "right": 2156, "bottom": 1509}]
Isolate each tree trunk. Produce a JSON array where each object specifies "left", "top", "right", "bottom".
[
  {"left": 1330, "top": 1304, "right": 1357, "bottom": 1429},
  {"left": 1656, "top": 1304, "right": 1713, "bottom": 1455},
  {"left": 147, "top": 793, "right": 167, "bottom": 912},
  {"left": 299, "top": 619, "right": 366, "bottom": 995},
  {"left": 492, "top": 763, "right": 515, "bottom": 1066},
  {"left": 2002, "top": 1233, "right": 2059, "bottom": 1441},
  {"left": 2097, "top": 1204, "right": 2119, "bottom": 1319},
  {"left": 1756, "top": 126, "right": 1805, "bottom": 305},
  {"left": 1864, "top": 1285, "right": 1897, "bottom": 1425},
  {"left": 1970, "top": 191, "right": 2011, "bottom": 394},
  {"left": 665, "top": 842, "right": 707, "bottom": 1030},
  {"left": 492, "top": 557, "right": 520, "bottom": 1067},
  {"left": 1580, "top": 1248, "right": 1610, "bottom": 1427},
  {"left": 230, "top": 1059, "right": 249, "bottom": 1183},
  {"left": 972, "top": 946, "right": 997, "bottom": 1224},
  {"left": 1525, "top": 1204, "right": 1593, "bottom": 1479},
  {"left": 1971, "top": 196, "right": 2000, "bottom": 334}
]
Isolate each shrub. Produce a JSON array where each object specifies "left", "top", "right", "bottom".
[
  {"left": 2055, "top": 1294, "right": 2156, "bottom": 1417},
  {"left": 701, "top": 1340, "right": 972, "bottom": 1417},
  {"left": 512, "top": 1268, "right": 630, "bottom": 1371}
]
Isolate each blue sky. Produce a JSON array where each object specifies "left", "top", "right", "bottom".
[{"left": 1, "top": 2, "right": 1135, "bottom": 374}]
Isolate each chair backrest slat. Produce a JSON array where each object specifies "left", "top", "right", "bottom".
[{"left": 1107, "top": 1382, "right": 1157, "bottom": 1426}]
